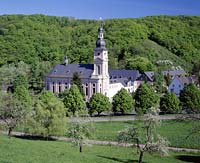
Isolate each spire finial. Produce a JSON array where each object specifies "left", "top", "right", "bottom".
[
  {"left": 99, "top": 17, "right": 104, "bottom": 28},
  {"left": 64, "top": 55, "right": 68, "bottom": 66}
]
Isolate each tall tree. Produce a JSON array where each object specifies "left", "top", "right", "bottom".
[
  {"left": 112, "top": 88, "right": 134, "bottom": 114},
  {"left": 71, "top": 72, "right": 84, "bottom": 96},
  {"left": 160, "top": 92, "right": 180, "bottom": 114},
  {"left": 118, "top": 108, "right": 169, "bottom": 163},
  {"left": 27, "top": 90, "right": 67, "bottom": 137},
  {"left": 134, "top": 83, "right": 159, "bottom": 115},
  {"left": 179, "top": 83, "right": 200, "bottom": 113},
  {"left": 88, "top": 93, "right": 111, "bottom": 116},
  {"left": 63, "top": 84, "right": 85, "bottom": 115},
  {"left": 0, "top": 92, "right": 28, "bottom": 137}
]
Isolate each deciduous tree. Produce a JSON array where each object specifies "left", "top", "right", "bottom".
[
  {"left": 67, "top": 118, "right": 93, "bottom": 152},
  {"left": 13, "top": 85, "right": 32, "bottom": 108},
  {"left": 112, "top": 88, "right": 134, "bottom": 114},
  {"left": 88, "top": 93, "right": 111, "bottom": 116},
  {"left": 118, "top": 108, "right": 169, "bottom": 163},
  {"left": 0, "top": 92, "right": 28, "bottom": 137},
  {"left": 134, "top": 83, "right": 159, "bottom": 115},
  {"left": 160, "top": 92, "right": 180, "bottom": 114},
  {"left": 179, "top": 83, "right": 200, "bottom": 113},
  {"left": 27, "top": 90, "right": 67, "bottom": 137},
  {"left": 63, "top": 84, "right": 85, "bottom": 115}
]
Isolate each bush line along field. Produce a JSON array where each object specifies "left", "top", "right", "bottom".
[
  {"left": 0, "top": 15, "right": 200, "bottom": 72},
  {"left": 0, "top": 135, "right": 199, "bottom": 163}
]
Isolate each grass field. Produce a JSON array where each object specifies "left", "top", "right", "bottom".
[
  {"left": 92, "top": 119, "right": 200, "bottom": 149},
  {"left": 0, "top": 135, "right": 199, "bottom": 163},
  {"left": 2, "top": 119, "right": 199, "bottom": 149}
]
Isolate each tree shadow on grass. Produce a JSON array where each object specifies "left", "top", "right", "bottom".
[
  {"left": 176, "top": 155, "right": 200, "bottom": 163},
  {"left": 97, "top": 155, "right": 144, "bottom": 163},
  {"left": 13, "top": 134, "right": 56, "bottom": 141}
]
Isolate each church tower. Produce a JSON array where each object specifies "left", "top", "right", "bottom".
[{"left": 91, "top": 24, "right": 109, "bottom": 96}]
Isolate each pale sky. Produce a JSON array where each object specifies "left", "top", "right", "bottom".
[{"left": 0, "top": 0, "right": 200, "bottom": 19}]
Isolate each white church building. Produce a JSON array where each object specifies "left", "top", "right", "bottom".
[{"left": 45, "top": 26, "right": 141, "bottom": 100}]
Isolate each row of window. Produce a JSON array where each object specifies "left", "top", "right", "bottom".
[
  {"left": 50, "top": 82, "right": 100, "bottom": 96},
  {"left": 52, "top": 82, "right": 68, "bottom": 93}
]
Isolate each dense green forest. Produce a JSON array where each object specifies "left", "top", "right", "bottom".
[{"left": 0, "top": 14, "right": 200, "bottom": 77}]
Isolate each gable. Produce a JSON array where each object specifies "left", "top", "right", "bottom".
[{"left": 169, "top": 77, "right": 183, "bottom": 89}]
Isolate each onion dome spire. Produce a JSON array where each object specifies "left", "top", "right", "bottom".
[{"left": 96, "top": 17, "right": 106, "bottom": 48}]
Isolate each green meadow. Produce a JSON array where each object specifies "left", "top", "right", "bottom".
[
  {"left": 92, "top": 119, "right": 200, "bottom": 149},
  {"left": 0, "top": 135, "right": 199, "bottom": 163}
]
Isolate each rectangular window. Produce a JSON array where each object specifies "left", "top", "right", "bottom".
[
  {"left": 86, "top": 87, "right": 88, "bottom": 96},
  {"left": 97, "top": 65, "right": 101, "bottom": 75},
  {"left": 59, "top": 82, "right": 62, "bottom": 93},
  {"left": 46, "top": 82, "right": 50, "bottom": 90},
  {"left": 100, "top": 84, "right": 102, "bottom": 93},
  {"left": 53, "top": 82, "right": 55, "bottom": 93},
  {"left": 85, "top": 83, "right": 88, "bottom": 96}
]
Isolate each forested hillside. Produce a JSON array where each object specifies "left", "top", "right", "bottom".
[{"left": 0, "top": 14, "right": 200, "bottom": 73}]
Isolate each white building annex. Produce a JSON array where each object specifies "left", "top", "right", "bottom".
[{"left": 45, "top": 25, "right": 141, "bottom": 100}]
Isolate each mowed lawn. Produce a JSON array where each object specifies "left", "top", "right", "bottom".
[
  {"left": 0, "top": 135, "right": 200, "bottom": 163},
  {"left": 92, "top": 119, "right": 200, "bottom": 149}
]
